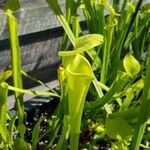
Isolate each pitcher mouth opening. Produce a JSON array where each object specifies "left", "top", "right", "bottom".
[{"left": 63, "top": 54, "right": 95, "bottom": 79}]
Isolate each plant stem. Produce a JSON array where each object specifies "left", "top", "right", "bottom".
[
  {"left": 46, "top": 0, "right": 75, "bottom": 46},
  {"left": 123, "top": 0, "right": 143, "bottom": 46},
  {"left": 101, "top": 26, "right": 113, "bottom": 83},
  {"left": 85, "top": 72, "right": 129, "bottom": 112},
  {"left": 6, "top": 9, "right": 25, "bottom": 139},
  {"left": 110, "top": 0, "right": 143, "bottom": 82},
  {"left": 61, "top": 0, "right": 74, "bottom": 50},
  {"left": 0, "top": 83, "right": 8, "bottom": 143},
  {"left": 130, "top": 53, "right": 150, "bottom": 150}
]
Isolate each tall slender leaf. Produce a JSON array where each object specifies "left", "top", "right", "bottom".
[
  {"left": 5, "top": 9, "right": 25, "bottom": 139},
  {"left": 59, "top": 53, "right": 94, "bottom": 150},
  {"left": 131, "top": 53, "right": 150, "bottom": 149},
  {"left": 46, "top": 0, "right": 75, "bottom": 46},
  {"left": 0, "top": 83, "right": 8, "bottom": 143}
]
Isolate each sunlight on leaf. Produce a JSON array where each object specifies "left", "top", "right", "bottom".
[
  {"left": 75, "top": 34, "right": 104, "bottom": 49},
  {"left": 106, "top": 118, "right": 133, "bottom": 141},
  {"left": 46, "top": 0, "right": 75, "bottom": 45},
  {"left": 1, "top": 82, "right": 60, "bottom": 97},
  {"left": 56, "top": 115, "right": 70, "bottom": 150},
  {"left": 58, "top": 34, "right": 104, "bottom": 57},
  {"left": 58, "top": 53, "right": 95, "bottom": 150},
  {"left": 0, "top": 83, "right": 8, "bottom": 143},
  {"left": 0, "top": 70, "right": 12, "bottom": 82},
  {"left": 123, "top": 53, "right": 140, "bottom": 77}
]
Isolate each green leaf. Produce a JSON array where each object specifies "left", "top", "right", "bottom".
[
  {"left": 131, "top": 50, "right": 150, "bottom": 149},
  {"left": 123, "top": 53, "right": 140, "bottom": 77},
  {"left": 106, "top": 118, "right": 133, "bottom": 141},
  {"left": 58, "top": 34, "right": 104, "bottom": 57},
  {"left": 56, "top": 115, "right": 70, "bottom": 150},
  {"left": 120, "top": 79, "right": 144, "bottom": 111},
  {"left": 8, "top": 114, "right": 17, "bottom": 147},
  {"left": 17, "top": 124, "right": 26, "bottom": 140},
  {"left": 112, "top": 140, "right": 128, "bottom": 150},
  {"left": 14, "top": 138, "right": 31, "bottom": 150},
  {"left": 45, "top": 0, "right": 63, "bottom": 15},
  {"left": 5, "top": 9, "right": 24, "bottom": 138},
  {"left": 0, "top": 70, "right": 12, "bottom": 83},
  {"left": 109, "top": 107, "right": 140, "bottom": 121},
  {"left": 5, "top": 9, "right": 23, "bottom": 92},
  {"left": 46, "top": 0, "right": 75, "bottom": 45},
  {"left": 101, "top": 0, "right": 120, "bottom": 26},
  {"left": 0, "top": 124, "right": 7, "bottom": 142},
  {"left": 32, "top": 115, "right": 44, "bottom": 150},
  {"left": 1, "top": 82, "right": 60, "bottom": 97},
  {"left": 75, "top": 34, "right": 104, "bottom": 49},
  {"left": 4, "top": 0, "right": 20, "bottom": 11},
  {"left": 87, "top": 49, "right": 101, "bottom": 70},
  {"left": 85, "top": 72, "right": 129, "bottom": 111},
  {"left": 0, "top": 83, "right": 8, "bottom": 142}
]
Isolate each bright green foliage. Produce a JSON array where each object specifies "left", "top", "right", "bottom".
[
  {"left": 74, "top": 34, "right": 104, "bottom": 50},
  {"left": 109, "top": 106, "right": 140, "bottom": 122},
  {"left": 103, "top": 117, "right": 135, "bottom": 150},
  {"left": 106, "top": 118, "right": 133, "bottom": 141},
  {"left": 112, "top": 141, "right": 129, "bottom": 150},
  {"left": 0, "top": 70, "right": 12, "bottom": 82},
  {"left": 32, "top": 116, "right": 44, "bottom": 150},
  {"left": 43, "top": 34, "right": 103, "bottom": 150},
  {"left": 56, "top": 115, "right": 70, "bottom": 150},
  {"left": 120, "top": 78, "right": 144, "bottom": 111},
  {"left": 57, "top": 33, "right": 105, "bottom": 150},
  {"left": 0, "top": 83, "right": 8, "bottom": 145},
  {"left": 5, "top": 9, "right": 25, "bottom": 139},
  {"left": 8, "top": 114, "right": 17, "bottom": 149},
  {"left": 123, "top": 53, "right": 141, "bottom": 77},
  {"left": 58, "top": 54, "right": 94, "bottom": 150},
  {"left": 4, "top": 82, "right": 59, "bottom": 97},
  {"left": 106, "top": 118, "right": 133, "bottom": 150},
  {"left": 0, "top": 71, "right": 13, "bottom": 149},
  {"left": 85, "top": 71, "right": 130, "bottom": 111},
  {"left": 46, "top": 0, "right": 76, "bottom": 46},
  {"left": 59, "top": 34, "right": 104, "bottom": 56},
  {"left": 46, "top": 0, "right": 150, "bottom": 149},
  {"left": 131, "top": 53, "right": 150, "bottom": 149},
  {"left": 0, "top": 0, "right": 149, "bottom": 149}
]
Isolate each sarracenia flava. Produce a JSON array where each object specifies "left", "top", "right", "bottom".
[{"left": 58, "top": 53, "right": 95, "bottom": 150}]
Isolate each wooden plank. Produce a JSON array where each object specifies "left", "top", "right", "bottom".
[
  {"left": 0, "top": 27, "right": 63, "bottom": 73},
  {"left": 0, "top": 0, "right": 65, "bottom": 40}
]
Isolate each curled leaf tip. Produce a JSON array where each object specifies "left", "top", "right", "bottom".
[
  {"left": 58, "top": 34, "right": 104, "bottom": 57},
  {"left": 0, "top": 82, "right": 8, "bottom": 89}
]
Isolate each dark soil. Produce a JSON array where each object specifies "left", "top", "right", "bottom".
[{"left": 24, "top": 95, "right": 59, "bottom": 149}]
